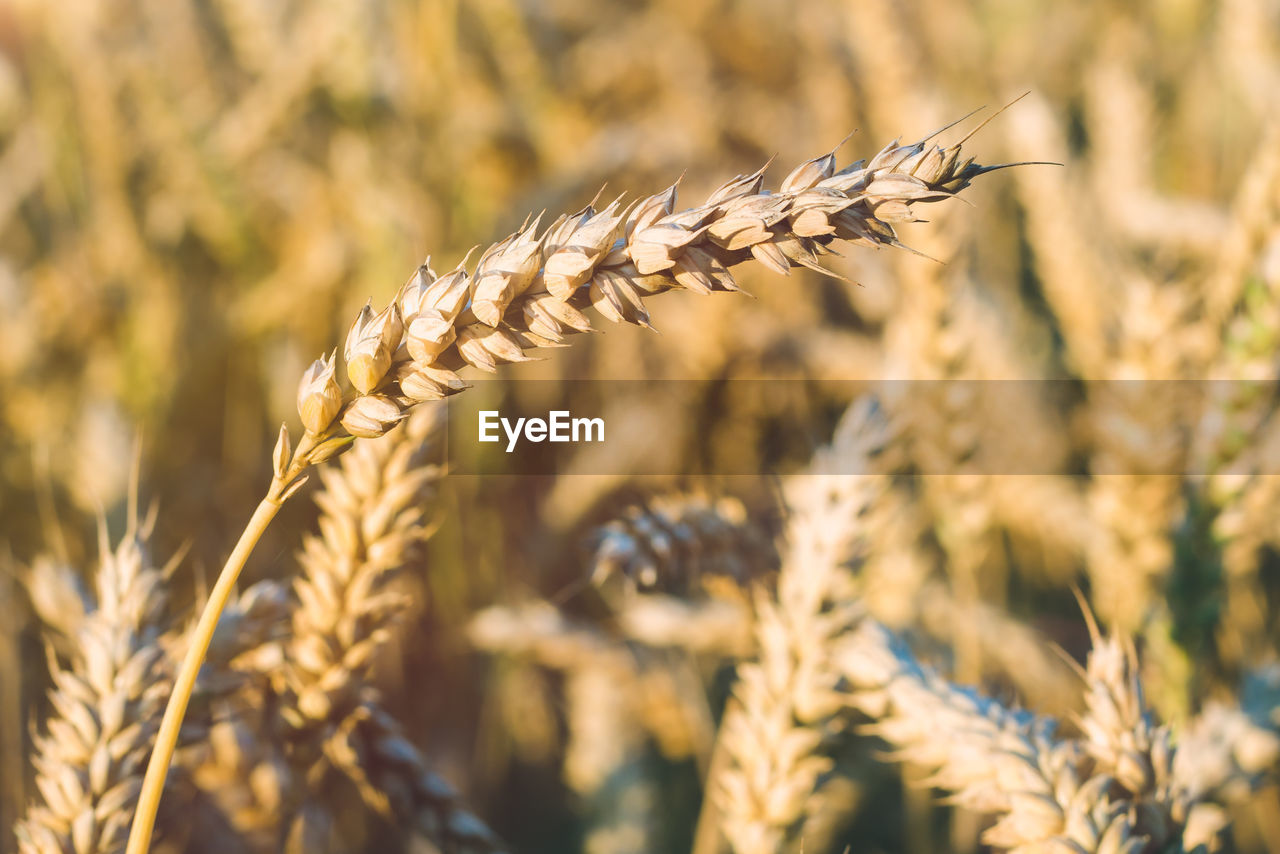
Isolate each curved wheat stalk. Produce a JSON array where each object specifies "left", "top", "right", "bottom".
[{"left": 127, "top": 119, "right": 1011, "bottom": 853}]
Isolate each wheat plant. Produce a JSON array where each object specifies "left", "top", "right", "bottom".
[{"left": 118, "top": 116, "right": 1010, "bottom": 854}]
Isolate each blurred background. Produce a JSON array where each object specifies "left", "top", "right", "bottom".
[{"left": 1, "top": 0, "right": 1279, "bottom": 851}]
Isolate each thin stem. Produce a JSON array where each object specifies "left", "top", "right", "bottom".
[{"left": 125, "top": 494, "right": 282, "bottom": 854}]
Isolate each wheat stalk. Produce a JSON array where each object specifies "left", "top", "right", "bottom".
[
  {"left": 197, "top": 580, "right": 293, "bottom": 702},
  {"left": 125, "top": 120, "right": 1008, "bottom": 853},
  {"left": 175, "top": 581, "right": 294, "bottom": 854}
]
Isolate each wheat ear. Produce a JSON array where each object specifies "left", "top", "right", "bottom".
[
  {"left": 587, "top": 492, "right": 773, "bottom": 599},
  {"left": 1173, "top": 664, "right": 1280, "bottom": 803},
  {"left": 16, "top": 508, "right": 181, "bottom": 854},
  {"left": 834, "top": 623, "right": 1128, "bottom": 853},
  {"left": 279, "top": 405, "right": 443, "bottom": 730},
  {"left": 833, "top": 615, "right": 1214, "bottom": 853},
  {"left": 709, "top": 399, "right": 891, "bottom": 854},
  {"left": 267, "top": 405, "right": 502, "bottom": 852},
  {"left": 127, "top": 121, "right": 1006, "bottom": 853}
]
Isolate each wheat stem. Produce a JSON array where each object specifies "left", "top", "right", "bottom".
[
  {"left": 126, "top": 423, "right": 327, "bottom": 853},
  {"left": 126, "top": 497, "right": 280, "bottom": 854}
]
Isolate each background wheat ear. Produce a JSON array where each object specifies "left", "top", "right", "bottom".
[
  {"left": 15, "top": 500, "right": 188, "bottom": 854},
  {"left": 1173, "top": 664, "right": 1280, "bottom": 804},
  {"left": 702, "top": 398, "right": 894, "bottom": 854},
  {"left": 586, "top": 491, "right": 776, "bottom": 601}
]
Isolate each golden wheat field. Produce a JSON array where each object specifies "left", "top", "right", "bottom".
[{"left": 2, "top": 1, "right": 1280, "bottom": 852}]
